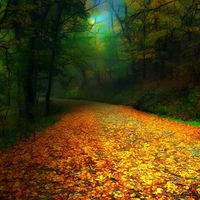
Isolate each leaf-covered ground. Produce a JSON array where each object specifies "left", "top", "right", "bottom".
[{"left": 0, "top": 99, "right": 200, "bottom": 199}]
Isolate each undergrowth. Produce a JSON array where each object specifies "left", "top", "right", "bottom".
[
  {"left": 62, "top": 83, "right": 200, "bottom": 128},
  {"left": 0, "top": 102, "right": 70, "bottom": 149},
  {"left": 162, "top": 116, "right": 200, "bottom": 128}
]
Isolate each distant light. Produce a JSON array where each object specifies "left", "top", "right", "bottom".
[
  {"left": 97, "top": 13, "right": 108, "bottom": 23},
  {"left": 89, "top": 18, "right": 95, "bottom": 25}
]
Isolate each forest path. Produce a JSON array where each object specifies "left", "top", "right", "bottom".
[{"left": 0, "top": 99, "right": 200, "bottom": 199}]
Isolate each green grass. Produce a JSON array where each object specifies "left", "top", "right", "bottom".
[
  {"left": 0, "top": 101, "right": 70, "bottom": 149},
  {"left": 162, "top": 116, "right": 200, "bottom": 128}
]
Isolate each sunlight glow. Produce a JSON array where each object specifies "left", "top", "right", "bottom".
[
  {"left": 89, "top": 12, "right": 110, "bottom": 34},
  {"left": 89, "top": 18, "right": 95, "bottom": 25}
]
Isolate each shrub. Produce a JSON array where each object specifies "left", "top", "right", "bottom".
[
  {"left": 65, "top": 87, "right": 87, "bottom": 99},
  {"left": 156, "top": 105, "right": 169, "bottom": 115}
]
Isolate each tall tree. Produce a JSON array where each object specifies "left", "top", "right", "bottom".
[
  {"left": 45, "top": 0, "right": 88, "bottom": 114},
  {"left": 0, "top": 0, "right": 89, "bottom": 121}
]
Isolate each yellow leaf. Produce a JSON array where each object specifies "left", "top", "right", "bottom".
[
  {"left": 154, "top": 187, "right": 163, "bottom": 194},
  {"left": 130, "top": 193, "right": 136, "bottom": 198},
  {"left": 165, "top": 181, "right": 177, "bottom": 193},
  {"left": 145, "top": 179, "right": 153, "bottom": 185},
  {"left": 141, "top": 176, "right": 152, "bottom": 185},
  {"left": 197, "top": 187, "right": 200, "bottom": 194},
  {"left": 113, "top": 190, "right": 122, "bottom": 198},
  {"left": 95, "top": 174, "right": 106, "bottom": 182}
]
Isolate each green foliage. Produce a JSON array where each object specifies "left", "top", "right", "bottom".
[
  {"left": 0, "top": 102, "right": 70, "bottom": 149},
  {"left": 0, "top": 115, "right": 60, "bottom": 149},
  {"left": 136, "top": 89, "right": 169, "bottom": 115},
  {"left": 111, "top": 89, "right": 132, "bottom": 104},
  {"left": 163, "top": 116, "right": 200, "bottom": 128},
  {"left": 129, "top": 87, "right": 200, "bottom": 121},
  {"left": 111, "top": 94, "right": 125, "bottom": 104},
  {"left": 1, "top": 0, "right": 200, "bottom": 147},
  {"left": 65, "top": 87, "right": 87, "bottom": 99},
  {"left": 0, "top": 0, "right": 90, "bottom": 144},
  {"left": 155, "top": 105, "right": 169, "bottom": 115}
]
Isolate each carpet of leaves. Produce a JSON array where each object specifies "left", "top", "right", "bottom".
[{"left": 0, "top": 100, "right": 200, "bottom": 200}]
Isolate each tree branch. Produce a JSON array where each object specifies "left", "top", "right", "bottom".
[
  {"left": 0, "top": 0, "right": 11, "bottom": 25},
  {"left": 124, "top": 0, "right": 174, "bottom": 23}
]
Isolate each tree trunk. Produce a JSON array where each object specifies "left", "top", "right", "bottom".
[
  {"left": 45, "top": 71, "right": 52, "bottom": 115},
  {"left": 45, "top": 5, "right": 63, "bottom": 115},
  {"left": 24, "top": 37, "right": 36, "bottom": 121},
  {"left": 142, "top": 13, "right": 146, "bottom": 79}
]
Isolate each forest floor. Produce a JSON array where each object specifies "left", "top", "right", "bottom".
[{"left": 0, "top": 99, "right": 200, "bottom": 200}]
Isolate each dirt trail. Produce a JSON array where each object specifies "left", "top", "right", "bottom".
[{"left": 0, "top": 99, "right": 200, "bottom": 199}]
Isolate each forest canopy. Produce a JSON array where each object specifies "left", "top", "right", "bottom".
[{"left": 1, "top": 0, "right": 200, "bottom": 139}]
